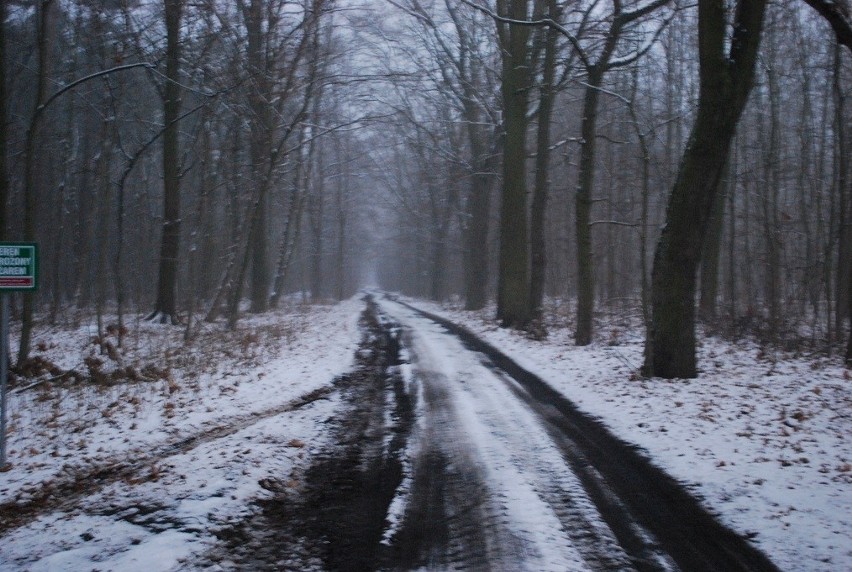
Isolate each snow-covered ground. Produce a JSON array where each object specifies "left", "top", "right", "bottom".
[
  {"left": 411, "top": 297, "right": 851, "bottom": 572},
  {"left": 0, "top": 294, "right": 849, "bottom": 571},
  {"left": 0, "top": 298, "right": 364, "bottom": 570}
]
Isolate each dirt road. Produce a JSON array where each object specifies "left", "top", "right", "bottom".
[{"left": 215, "top": 295, "right": 780, "bottom": 571}]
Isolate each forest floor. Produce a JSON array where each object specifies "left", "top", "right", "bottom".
[{"left": 0, "top": 294, "right": 848, "bottom": 571}]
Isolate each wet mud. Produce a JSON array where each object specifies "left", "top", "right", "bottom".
[{"left": 205, "top": 296, "right": 416, "bottom": 570}]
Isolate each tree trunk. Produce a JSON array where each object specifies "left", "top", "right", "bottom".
[
  {"left": 245, "top": 0, "right": 272, "bottom": 313},
  {"left": 429, "top": 169, "right": 459, "bottom": 302},
  {"left": 834, "top": 46, "right": 851, "bottom": 337},
  {"left": 430, "top": 235, "right": 447, "bottom": 301},
  {"left": 847, "top": 270, "right": 852, "bottom": 365},
  {"left": 574, "top": 68, "right": 603, "bottom": 345},
  {"left": 628, "top": 68, "right": 652, "bottom": 328},
  {"left": 94, "top": 117, "right": 115, "bottom": 338},
  {"left": 309, "top": 151, "right": 325, "bottom": 302},
  {"left": 762, "top": 60, "right": 782, "bottom": 337},
  {"left": 699, "top": 163, "right": 729, "bottom": 320},
  {"left": 726, "top": 149, "right": 738, "bottom": 318},
  {"left": 463, "top": 131, "right": 495, "bottom": 311},
  {"left": 464, "top": 169, "right": 492, "bottom": 310},
  {"left": 529, "top": 14, "right": 558, "bottom": 325},
  {"left": 250, "top": 193, "right": 270, "bottom": 312},
  {"left": 270, "top": 148, "right": 308, "bottom": 308},
  {"left": 495, "top": 0, "right": 532, "bottom": 328},
  {"left": 644, "top": 0, "right": 768, "bottom": 378},
  {"left": 335, "top": 174, "right": 346, "bottom": 301},
  {"left": 569, "top": 0, "right": 646, "bottom": 343},
  {"left": 150, "top": 0, "right": 183, "bottom": 324},
  {"left": 18, "top": 0, "right": 55, "bottom": 365},
  {"left": 0, "top": 0, "right": 7, "bottom": 241}
]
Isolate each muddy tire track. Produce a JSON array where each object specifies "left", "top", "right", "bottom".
[
  {"left": 398, "top": 299, "right": 781, "bottom": 572},
  {"left": 382, "top": 366, "right": 494, "bottom": 571},
  {"left": 204, "top": 296, "right": 416, "bottom": 570},
  {"left": 386, "top": 321, "right": 635, "bottom": 571}
]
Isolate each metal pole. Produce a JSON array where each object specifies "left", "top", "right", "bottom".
[{"left": 0, "top": 294, "right": 8, "bottom": 469}]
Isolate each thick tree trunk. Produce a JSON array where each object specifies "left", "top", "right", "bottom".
[
  {"left": 495, "top": 0, "right": 532, "bottom": 328},
  {"left": 644, "top": 0, "right": 768, "bottom": 378},
  {"left": 574, "top": 69, "right": 603, "bottom": 345},
  {"left": 645, "top": 126, "right": 736, "bottom": 377},
  {"left": 150, "top": 0, "right": 183, "bottom": 324}
]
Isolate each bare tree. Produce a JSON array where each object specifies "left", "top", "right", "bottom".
[
  {"left": 18, "top": 0, "right": 56, "bottom": 365},
  {"left": 149, "top": 0, "right": 184, "bottom": 324},
  {"left": 570, "top": 0, "right": 673, "bottom": 345},
  {"left": 643, "top": 0, "right": 768, "bottom": 378},
  {"left": 495, "top": 0, "right": 535, "bottom": 328},
  {"left": 528, "top": 0, "right": 561, "bottom": 328}
]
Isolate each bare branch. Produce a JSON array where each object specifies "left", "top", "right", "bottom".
[
  {"left": 607, "top": 5, "right": 677, "bottom": 69},
  {"left": 37, "top": 62, "right": 154, "bottom": 119},
  {"left": 800, "top": 0, "right": 852, "bottom": 52},
  {"left": 575, "top": 80, "right": 631, "bottom": 104},
  {"left": 459, "top": 0, "right": 592, "bottom": 70},
  {"left": 590, "top": 220, "right": 640, "bottom": 228},
  {"left": 382, "top": 0, "right": 434, "bottom": 25},
  {"left": 619, "top": 0, "right": 673, "bottom": 24}
]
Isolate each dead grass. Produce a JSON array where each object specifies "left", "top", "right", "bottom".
[{"left": 11, "top": 304, "right": 310, "bottom": 392}]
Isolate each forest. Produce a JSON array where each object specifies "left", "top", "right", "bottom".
[{"left": 2, "top": 0, "right": 851, "bottom": 378}]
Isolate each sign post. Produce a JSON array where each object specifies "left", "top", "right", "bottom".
[{"left": 0, "top": 243, "right": 38, "bottom": 470}]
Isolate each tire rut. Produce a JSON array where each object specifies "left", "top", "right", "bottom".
[
  {"left": 383, "top": 306, "right": 630, "bottom": 571},
  {"left": 382, "top": 364, "right": 494, "bottom": 571},
  {"left": 204, "top": 295, "right": 417, "bottom": 570},
  {"left": 398, "top": 299, "right": 781, "bottom": 572}
]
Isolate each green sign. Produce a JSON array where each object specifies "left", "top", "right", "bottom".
[{"left": 0, "top": 243, "right": 37, "bottom": 291}]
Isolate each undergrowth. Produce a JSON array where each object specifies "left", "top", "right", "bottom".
[{"left": 9, "top": 304, "right": 310, "bottom": 391}]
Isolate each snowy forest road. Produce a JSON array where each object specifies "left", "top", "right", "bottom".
[
  {"left": 0, "top": 294, "right": 786, "bottom": 570},
  {"left": 243, "top": 294, "right": 782, "bottom": 571}
]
